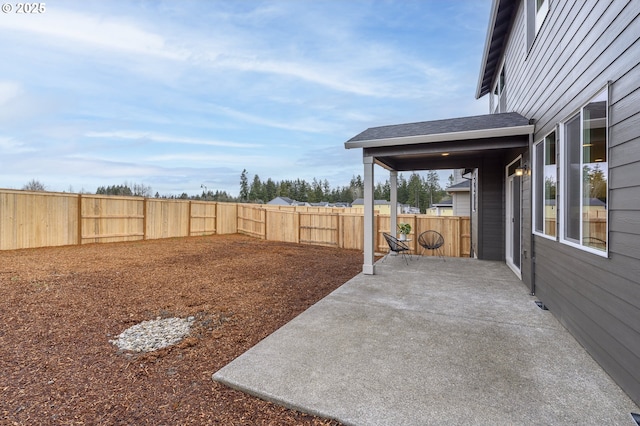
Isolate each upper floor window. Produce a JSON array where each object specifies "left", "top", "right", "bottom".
[
  {"left": 527, "top": 0, "right": 549, "bottom": 49},
  {"left": 533, "top": 131, "right": 556, "bottom": 238},
  {"left": 535, "top": 0, "right": 549, "bottom": 33},
  {"left": 492, "top": 64, "right": 506, "bottom": 114},
  {"left": 560, "top": 89, "right": 608, "bottom": 254}
]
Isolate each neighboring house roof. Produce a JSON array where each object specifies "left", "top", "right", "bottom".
[
  {"left": 345, "top": 112, "right": 533, "bottom": 149},
  {"left": 432, "top": 198, "right": 453, "bottom": 208},
  {"left": 267, "top": 196, "right": 294, "bottom": 205},
  {"left": 351, "top": 198, "right": 390, "bottom": 206},
  {"left": 476, "top": 0, "right": 518, "bottom": 98},
  {"left": 446, "top": 180, "right": 471, "bottom": 192}
]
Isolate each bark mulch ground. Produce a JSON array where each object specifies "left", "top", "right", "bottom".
[{"left": 0, "top": 234, "right": 363, "bottom": 425}]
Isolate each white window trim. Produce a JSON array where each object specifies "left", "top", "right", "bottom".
[
  {"left": 558, "top": 88, "right": 609, "bottom": 257},
  {"left": 492, "top": 61, "right": 506, "bottom": 114},
  {"left": 532, "top": 129, "right": 557, "bottom": 241}
]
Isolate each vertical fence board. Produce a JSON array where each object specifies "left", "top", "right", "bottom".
[
  {"left": 216, "top": 203, "right": 238, "bottom": 234},
  {"left": 189, "top": 201, "right": 217, "bottom": 236},
  {"left": 145, "top": 199, "right": 189, "bottom": 239},
  {"left": 299, "top": 212, "right": 339, "bottom": 247},
  {"left": 341, "top": 214, "right": 365, "bottom": 250},
  {"left": 265, "top": 210, "right": 298, "bottom": 242},
  {"left": 237, "top": 204, "right": 265, "bottom": 238},
  {"left": 0, "top": 190, "right": 78, "bottom": 249},
  {"left": 81, "top": 195, "right": 144, "bottom": 244}
]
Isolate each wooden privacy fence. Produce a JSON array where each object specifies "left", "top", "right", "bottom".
[
  {"left": 0, "top": 190, "right": 237, "bottom": 249},
  {"left": 237, "top": 204, "right": 471, "bottom": 257},
  {"left": 0, "top": 189, "right": 470, "bottom": 257}
]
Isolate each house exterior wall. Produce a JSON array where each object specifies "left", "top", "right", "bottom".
[
  {"left": 477, "top": 154, "right": 505, "bottom": 261},
  {"left": 350, "top": 204, "right": 392, "bottom": 215},
  {"left": 426, "top": 206, "right": 453, "bottom": 216},
  {"left": 496, "top": 0, "right": 640, "bottom": 404},
  {"left": 452, "top": 192, "right": 470, "bottom": 216}
]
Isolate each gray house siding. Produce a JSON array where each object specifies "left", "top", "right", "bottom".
[
  {"left": 476, "top": 154, "right": 505, "bottom": 261},
  {"left": 452, "top": 192, "right": 470, "bottom": 216},
  {"left": 495, "top": 0, "right": 640, "bottom": 405}
]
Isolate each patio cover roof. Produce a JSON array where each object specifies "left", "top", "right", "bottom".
[{"left": 345, "top": 112, "right": 534, "bottom": 171}]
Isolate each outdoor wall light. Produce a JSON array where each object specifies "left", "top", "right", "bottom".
[
  {"left": 515, "top": 165, "right": 529, "bottom": 176},
  {"left": 441, "top": 152, "right": 450, "bottom": 156}
]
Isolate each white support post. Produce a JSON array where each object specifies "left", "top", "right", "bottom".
[
  {"left": 390, "top": 170, "right": 398, "bottom": 238},
  {"left": 363, "top": 156, "right": 376, "bottom": 275}
]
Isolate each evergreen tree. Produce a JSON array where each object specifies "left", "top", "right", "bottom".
[
  {"left": 349, "top": 175, "right": 364, "bottom": 200},
  {"left": 239, "top": 169, "right": 249, "bottom": 201},
  {"left": 407, "top": 173, "right": 423, "bottom": 210},
  {"left": 264, "top": 178, "right": 277, "bottom": 201},
  {"left": 323, "top": 179, "right": 331, "bottom": 199},
  {"left": 310, "top": 178, "right": 324, "bottom": 203},
  {"left": 425, "top": 170, "right": 442, "bottom": 208},
  {"left": 397, "top": 174, "right": 409, "bottom": 204},
  {"left": 374, "top": 180, "right": 391, "bottom": 200},
  {"left": 249, "top": 174, "right": 264, "bottom": 203}
]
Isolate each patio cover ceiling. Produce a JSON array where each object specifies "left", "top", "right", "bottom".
[{"left": 344, "top": 112, "right": 534, "bottom": 171}]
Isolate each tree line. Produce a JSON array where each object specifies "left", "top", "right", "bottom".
[
  {"left": 21, "top": 169, "right": 452, "bottom": 213},
  {"left": 238, "top": 169, "right": 450, "bottom": 212}
]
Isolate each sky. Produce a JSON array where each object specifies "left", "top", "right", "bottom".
[{"left": 0, "top": 0, "right": 492, "bottom": 197}]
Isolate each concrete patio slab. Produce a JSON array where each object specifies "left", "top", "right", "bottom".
[{"left": 213, "top": 256, "right": 640, "bottom": 425}]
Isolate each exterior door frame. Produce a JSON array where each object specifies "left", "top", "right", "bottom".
[{"left": 506, "top": 156, "right": 522, "bottom": 279}]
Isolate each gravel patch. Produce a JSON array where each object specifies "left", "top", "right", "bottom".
[{"left": 110, "top": 316, "right": 195, "bottom": 352}]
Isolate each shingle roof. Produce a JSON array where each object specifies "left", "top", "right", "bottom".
[
  {"left": 446, "top": 180, "right": 471, "bottom": 191},
  {"left": 351, "top": 198, "right": 390, "bottom": 206},
  {"left": 347, "top": 112, "right": 530, "bottom": 144}
]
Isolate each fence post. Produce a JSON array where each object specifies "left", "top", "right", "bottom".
[
  {"left": 295, "top": 211, "right": 300, "bottom": 244},
  {"left": 77, "top": 194, "right": 82, "bottom": 245},
  {"left": 374, "top": 212, "right": 379, "bottom": 253},
  {"left": 454, "top": 216, "right": 460, "bottom": 257},
  {"left": 143, "top": 198, "right": 148, "bottom": 240},
  {"left": 336, "top": 213, "right": 341, "bottom": 248},
  {"left": 187, "top": 200, "right": 192, "bottom": 237}
]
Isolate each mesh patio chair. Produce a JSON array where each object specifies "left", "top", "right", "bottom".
[
  {"left": 418, "top": 230, "right": 445, "bottom": 260},
  {"left": 382, "top": 232, "right": 411, "bottom": 265}
]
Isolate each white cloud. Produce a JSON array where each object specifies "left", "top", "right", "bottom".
[
  {"left": 0, "top": 81, "right": 22, "bottom": 105},
  {"left": 144, "top": 153, "right": 290, "bottom": 169},
  {"left": 0, "top": 9, "right": 189, "bottom": 61},
  {"left": 85, "top": 131, "right": 261, "bottom": 149},
  {"left": 0, "top": 136, "right": 36, "bottom": 153},
  {"left": 207, "top": 104, "right": 338, "bottom": 134}
]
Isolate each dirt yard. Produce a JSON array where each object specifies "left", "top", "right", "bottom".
[{"left": 0, "top": 234, "right": 363, "bottom": 425}]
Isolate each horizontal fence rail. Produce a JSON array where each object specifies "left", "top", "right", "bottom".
[{"left": 0, "top": 189, "right": 470, "bottom": 256}]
